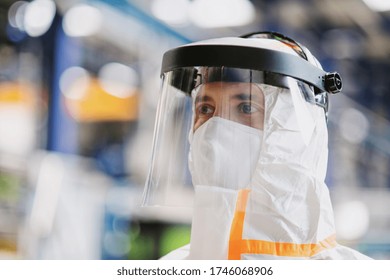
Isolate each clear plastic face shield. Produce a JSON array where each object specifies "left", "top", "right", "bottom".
[{"left": 142, "top": 34, "right": 342, "bottom": 207}]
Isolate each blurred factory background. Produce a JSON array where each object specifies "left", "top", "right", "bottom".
[{"left": 0, "top": 0, "right": 389, "bottom": 260}]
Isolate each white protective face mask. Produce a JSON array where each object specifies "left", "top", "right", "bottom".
[{"left": 189, "top": 117, "right": 263, "bottom": 190}]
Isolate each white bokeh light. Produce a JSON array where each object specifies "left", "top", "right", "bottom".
[
  {"left": 0, "top": 106, "right": 35, "bottom": 157},
  {"left": 362, "top": 0, "right": 390, "bottom": 12},
  {"left": 60, "top": 67, "right": 90, "bottom": 100},
  {"left": 189, "top": 0, "right": 255, "bottom": 28},
  {"left": 334, "top": 200, "right": 370, "bottom": 240},
  {"left": 98, "top": 63, "right": 139, "bottom": 98},
  {"left": 24, "top": 0, "right": 56, "bottom": 37},
  {"left": 8, "top": 1, "right": 29, "bottom": 30},
  {"left": 339, "top": 107, "right": 369, "bottom": 144},
  {"left": 63, "top": 4, "right": 102, "bottom": 37},
  {"left": 151, "top": 0, "right": 190, "bottom": 26},
  {"left": 103, "top": 232, "right": 131, "bottom": 257}
]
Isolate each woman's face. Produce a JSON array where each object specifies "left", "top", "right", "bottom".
[{"left": 193, "top": 82, "right": 265, "bottom": 131}]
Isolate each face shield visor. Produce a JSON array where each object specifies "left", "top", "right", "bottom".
[{"left": 142, "top": 35, "right": 342, "bottom": 207}]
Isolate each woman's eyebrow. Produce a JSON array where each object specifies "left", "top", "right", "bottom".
[
  {"left": 232, "top": 92, "right": 262, "bottom": 102},
  {"left": 195, "top": 95, "right": 213, "bottom": 104}
]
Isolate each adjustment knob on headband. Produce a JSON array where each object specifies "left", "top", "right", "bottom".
[{"left": 324, "top": 72, "right": 342, "bottom": 94}]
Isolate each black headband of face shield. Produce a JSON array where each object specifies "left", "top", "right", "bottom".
[
  {"left": 161, "top": 40, "right": 342, "bottom": 95},
  {"left": 195, "top": 67, "right": 291, "bottom": 89}
]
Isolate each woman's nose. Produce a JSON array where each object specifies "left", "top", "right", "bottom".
[{"left": 213, "top": 103, "right": 230, "bottom": 120}]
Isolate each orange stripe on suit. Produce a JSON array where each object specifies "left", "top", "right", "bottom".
[{"left": 228, "top": 189, "right": 337, "bottom": 260}]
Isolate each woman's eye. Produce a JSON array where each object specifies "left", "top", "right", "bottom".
[
  {"left": 198, "top": 104, "right": 214, "bottom": 115},
  {"left": 238, "top": 103, "right": 258, "bottom": 114}
]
